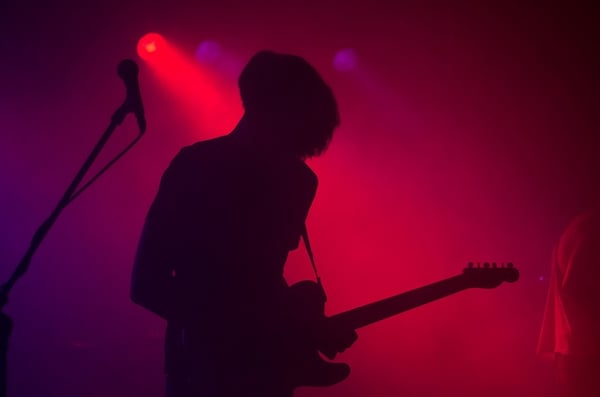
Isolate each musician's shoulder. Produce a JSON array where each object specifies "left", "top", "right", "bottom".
[
  {"left": 169, "top": 136, "right": 231, "bottom": 166},
  {"left": 181, "top": 136, "right": 230, "bottom": 155}
]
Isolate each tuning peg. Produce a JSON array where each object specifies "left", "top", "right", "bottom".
[
  {"left": 492, "top": 262, "right": 497, "bottom": 268},
  {"left": 468, "top": 262, "right": 474, "bottom": 268},
  {"left": 507, "top": 262, "right": 514, "bottom": 268},
  {"left": 483, "top": 262, "right": 490, "bottom": 268}
]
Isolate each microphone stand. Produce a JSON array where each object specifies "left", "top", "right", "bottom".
[{"left": 0, "top": 60, "right": 146, "bottom": 397}]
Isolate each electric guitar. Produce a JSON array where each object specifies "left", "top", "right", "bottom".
[{"left": 284, "top": 262, "right": 519, "bottom": 389}]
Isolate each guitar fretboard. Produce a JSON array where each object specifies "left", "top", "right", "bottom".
[{"left": 331, "top": 275, "right": 469, "bottom": 330}]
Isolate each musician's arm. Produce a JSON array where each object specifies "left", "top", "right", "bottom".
[
  {"left": 131, "top": 220, "right": 176, "bottom": 320},
  {"left": 286, "top": 163, "right": 318, "bottom": 250},
  {"left": 130, "top": 153, "right": 187, "bottom": 322},
  {"left": 294, "top": 165, "right": 358, "bottom": 353},
  {"left": 561, "top": 226, "right": 600, "bottom": 308}
]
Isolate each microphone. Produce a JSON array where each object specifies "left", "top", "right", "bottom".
[{"left": 117, "top": 59, "right": 146, "bottom": 133}]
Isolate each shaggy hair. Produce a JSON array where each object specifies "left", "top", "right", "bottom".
[{"left": 238, "top": 51, "right": 340, "bottom": 158}]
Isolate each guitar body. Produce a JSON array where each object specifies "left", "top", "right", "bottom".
[
  {"left": 280, "top": 264, "right": 519, "bottom": 390},
  {"left": 284, "top": 281, "right": 351, "bottom": 389}
]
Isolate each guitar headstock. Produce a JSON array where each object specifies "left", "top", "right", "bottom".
[{"left": 462, "top": 262, "right": 519, "bottom": 289}]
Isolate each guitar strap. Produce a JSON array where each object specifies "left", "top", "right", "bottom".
[{"left": 301, "top": 223, "right": 327, "bottom": 302}]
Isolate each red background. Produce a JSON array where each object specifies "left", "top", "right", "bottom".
[{"left": 1, "top": 1, "right": 598, "bottom": 396}]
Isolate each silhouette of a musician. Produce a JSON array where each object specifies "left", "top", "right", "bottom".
[
  {"left": 131, "top": 51, "right": 356, "bottom": 396},
  {"left": 538, "top": 205, "right": 600, "bottom": 397}
]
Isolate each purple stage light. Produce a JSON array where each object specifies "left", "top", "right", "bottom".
[
  {"left": 333, "top": 48, "right": 357, "bottom": 72},
  {"left": 195, "top": 40, "right": 221, "bottom": 63}
]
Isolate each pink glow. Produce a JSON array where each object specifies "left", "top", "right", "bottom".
[{"left": 1, "top": 3, "right": 598, "bottom": 397}]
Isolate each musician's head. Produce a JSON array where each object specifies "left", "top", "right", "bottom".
[{"left": 238, "top": 50, "right": 340, "bottom": 158}]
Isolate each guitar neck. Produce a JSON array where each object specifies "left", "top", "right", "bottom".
[{"left": 331, "top": 275, "right": 470, "bottom": 330}]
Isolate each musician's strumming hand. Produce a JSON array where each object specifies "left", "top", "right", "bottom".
[{"left": 318, "top": 321, "right": 358, "bottom": 356}]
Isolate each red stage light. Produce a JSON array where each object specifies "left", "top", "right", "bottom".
[
  {"left": 145, "top": 42, "right": 157, "bottom": 53},
  {"left": 137, "top": 32, "right": 164, "bottom": 60}
]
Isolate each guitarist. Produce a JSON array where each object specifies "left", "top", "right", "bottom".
[{"left": 131, "top": 51, "right": 357, "bottom": 397}]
